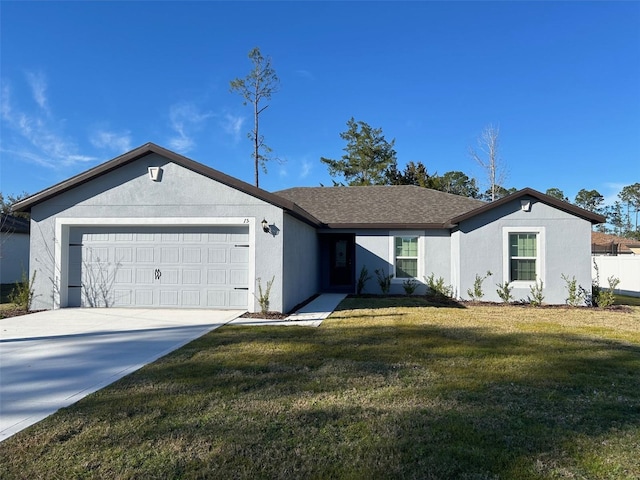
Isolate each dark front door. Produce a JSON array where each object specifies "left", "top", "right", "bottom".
[{"left": 329, "top": 235, "right": 354, "bottom": 288}]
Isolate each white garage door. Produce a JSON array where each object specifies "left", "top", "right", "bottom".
[{"left": 67, "top": 226, "right": 249, "bottom": 309}]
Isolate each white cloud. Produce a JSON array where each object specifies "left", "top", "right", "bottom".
[
  {"left": 167, "top": 102, "right": 213, "bottom": 153},
  {"left": 295, "top": 69, "right": 315, "bottom": 81},
  {"left": 90, "top": 129, "right": 133, "bottom": 153},
  {"left": 25, "top": 71, "right": 49, "bottom": 114},
  {"left": 300, "top": 158, "right": 313, "bottom": 179},
  {"left": 602, "top": 182, "right": 626, "bottom": 206},
  {"left": 221, "top": 113, "right": 245, "bottom": 143},
  {"left": 0, "top": 76, "right": 95, "bottom": 168}
]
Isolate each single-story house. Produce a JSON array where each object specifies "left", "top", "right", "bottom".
[
  {"left": 14, "top": 143, "right": 605, "bottom": 312},
  {"left": 0, "top": 214, "right": 30, "bottom": 284},
  {"left": 591, "top": 231, "right": 640, "bottom": 255}
]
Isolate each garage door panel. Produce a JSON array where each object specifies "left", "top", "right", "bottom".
[
  {"left": 136, "top": 233, "right": 156, "bottom": 242},
  {"left": 207, "top": 290, "right": 226, "bottom": 307},
  {"left": 182, "top": 270, "right": 201, "bottom": 284},
  {"left": 207, "top": 248, "right": 226, "bottom": 263},
  {"left": 160, "top": 291, "right": 179, "bottom": 306},
  {"left": 230, "top": 247, "right": 249, "bottom": 263},
  {"left": 115, "top": 247, "right": 133, "bottom": 263},
  {"left": 160, "top": 247, "right": 180, "bottom": 263},
  {"left": 182, "top": 291, "right": 200, "bottom": 306},
  {"left": 136, "top": 269, "right": 155, "bottom": 284},
  {"left": 136, "top": 247, "right": 155, "bottom": 263},
  {"left": 70, "top": 226, "right": 250, "bottom": 309},
  {"left": 161, "top": 233, "right": 180, "bottom": 243},
  {"left": 182, "top": 248, "right": 201, "bottom": 263},
  {"left": 229, "top": 290, "right": 248, "bottom": 308},
  {"left": 160, "top": 269, "right": 179, "bottom": 284},
  {"left": 230, "top": 269, "right": 248, "bottom": 285},
  {"left": 114, "top": 289, "right": 133, "bottom": 306},
  {"left": 135, "top": 290, "right": 154, "bottom": 305},
  {"left": 115, "top": 269, "right": 133, "bottom": 284},
  {"left": 84, "top": 246, "right": 109, "bottom": 263},
  {"left": 207, "top": 269, "right": 226, "bottom": 284}
]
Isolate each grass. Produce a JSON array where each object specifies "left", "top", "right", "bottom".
[{"left": 1, "top": 299, "right": 639, "bottom": 479}]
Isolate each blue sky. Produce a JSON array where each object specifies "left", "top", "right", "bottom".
[{"left": 1, "top": 1, "right": 639, "bottom": 204}]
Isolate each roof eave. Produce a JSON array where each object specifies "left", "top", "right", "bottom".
[
  {"left": 449, "top": 187, "right": 607, "bottom": 225},
  {"left": 323, "top": 222, "right": 449, "bottom": 230},
  {"left": 12, "top": 143, "right": 322, "bottom": 227}
]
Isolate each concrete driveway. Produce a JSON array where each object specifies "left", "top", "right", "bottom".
[{"left": 0, "top": 308, "right": 243, "bottom": 442}]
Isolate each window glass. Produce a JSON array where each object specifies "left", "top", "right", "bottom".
[
  {"left": 395, "top": 236, "right": 418, "bottom": 278},
  {"left": 509, "top": 233, "right": 537, "bottom": 281}
]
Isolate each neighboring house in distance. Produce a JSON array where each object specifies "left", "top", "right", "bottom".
[
  {"left": 0, "top": 214, "right": 30, "bottom": 284},
  {"left": 591, "top": 232, "right": 640, "bottom": 297},
  {"left": 591, "top": 232, "right": 640, "bottom": 255},
  {"left": 14, "top": 143, "right": 605, "bottom": 311}
]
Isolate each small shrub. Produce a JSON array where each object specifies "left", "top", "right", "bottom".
[
  {"left": 596, "top": 275, "right": 620, "bottom": 308},
  {"left": 467, "top": 271, "right": 492, "bottom": 301},
  {"left": 402, "top": 278, "right": 419, "bottom": 295},
  {"left": 496, "top": 281, "right": 513, "bottom": 304},
  {"left": 374, "top": 269, "right": 393, "bottom": 294},
  {"left": 527, "top": 279, "right": 544, "bottom": 307},
  {"left": 424, "top": 273, "right": 452, "bottom": 299},
  {"left": 589, "top": 259, "right": 602, "bottom": 307},
  {"left": 561, "top": 273, "right": 586, "bottom": 307},
  {"left": 9, "top": 270, "right": 36, "bottom": 311},
  {"left": 255, "top": 276, "right": 275, "bottom": 314},
  {"left": 357, "top": 265, "right": 372, "bottom": 295}
]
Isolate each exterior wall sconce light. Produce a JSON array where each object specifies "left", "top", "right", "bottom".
[
  {"left": 148, "top": 166, "right": 162, "bottom": 181},
  {"left": 521, "top": 200, "right": 531, "bottom": 212},
  {"left": 261, "top": 219, "right": 270, "bottom": 233}
]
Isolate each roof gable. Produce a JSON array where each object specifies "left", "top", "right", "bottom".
[
  {"left": 450, "top": 188, "right": 606, "bottom": 225},
  {"left": 13, "top": 143, "right": 321, "bottom": 227}
]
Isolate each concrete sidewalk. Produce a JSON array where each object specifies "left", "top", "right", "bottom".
[
  {"left": 0, "top": 308, "right": 243, "bottom": 442},
  {"left": 229, "top": 293, "right": 347, "bottom": 327}
]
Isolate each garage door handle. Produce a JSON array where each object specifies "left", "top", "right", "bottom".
[
  {"left": 234, "top": 287, "right": 248, "bottom": 290},
  {"left": 155, "top": 268, "right": 162, "bottom": 280}
]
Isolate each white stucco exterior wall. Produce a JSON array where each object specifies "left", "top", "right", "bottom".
[
  {"left": 282, "top": 214, "right": 319, "bottom": 312},
  {"left": 352, "top": 229, "right": 451, "bottom": 295},
  {"left": 455, "top": 197, "right": 594, "bottom": 304},
  {"left": 28, "top": 155, "right": 289, "bottom": 311}
]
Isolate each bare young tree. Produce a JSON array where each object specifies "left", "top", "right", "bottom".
[
  {"left": 469, "top": 125, "right": 507, "bottom": 202},
  {"left": 230, "top": 47, "right": 280, "bottom": 188}
]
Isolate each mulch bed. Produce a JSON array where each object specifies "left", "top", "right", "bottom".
[{"left": 0, "top": 308, "right": 41, "bottom": 319}]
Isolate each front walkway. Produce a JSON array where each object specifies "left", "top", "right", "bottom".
[{"left": 229, "top": 293, "right": 347, "bottom": 327}]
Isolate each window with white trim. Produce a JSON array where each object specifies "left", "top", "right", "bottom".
[
  {"left": 395, "top": 236, "right": 419, "bottom": 278},
  {"left": 509, "top": 233, "right": 537, "bottom": 281}
]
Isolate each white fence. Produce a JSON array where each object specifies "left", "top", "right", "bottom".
[{"left": 592, "top": 255, "right": 640, "bottom": 297}]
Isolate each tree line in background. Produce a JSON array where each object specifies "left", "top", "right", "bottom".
[
  {"left": 320, "top": 118, "right": 640, "bottom": 240},
  {"left": 2, "top": 47, "right": 638, "bottom": 240}
]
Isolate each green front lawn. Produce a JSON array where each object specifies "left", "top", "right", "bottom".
[{"left": 1, "top": 300, "right": 639, "bottom": 479}]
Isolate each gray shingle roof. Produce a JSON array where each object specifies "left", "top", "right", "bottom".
[{"left": 274, "top": 186, "right": 486, "bottom": 227}]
